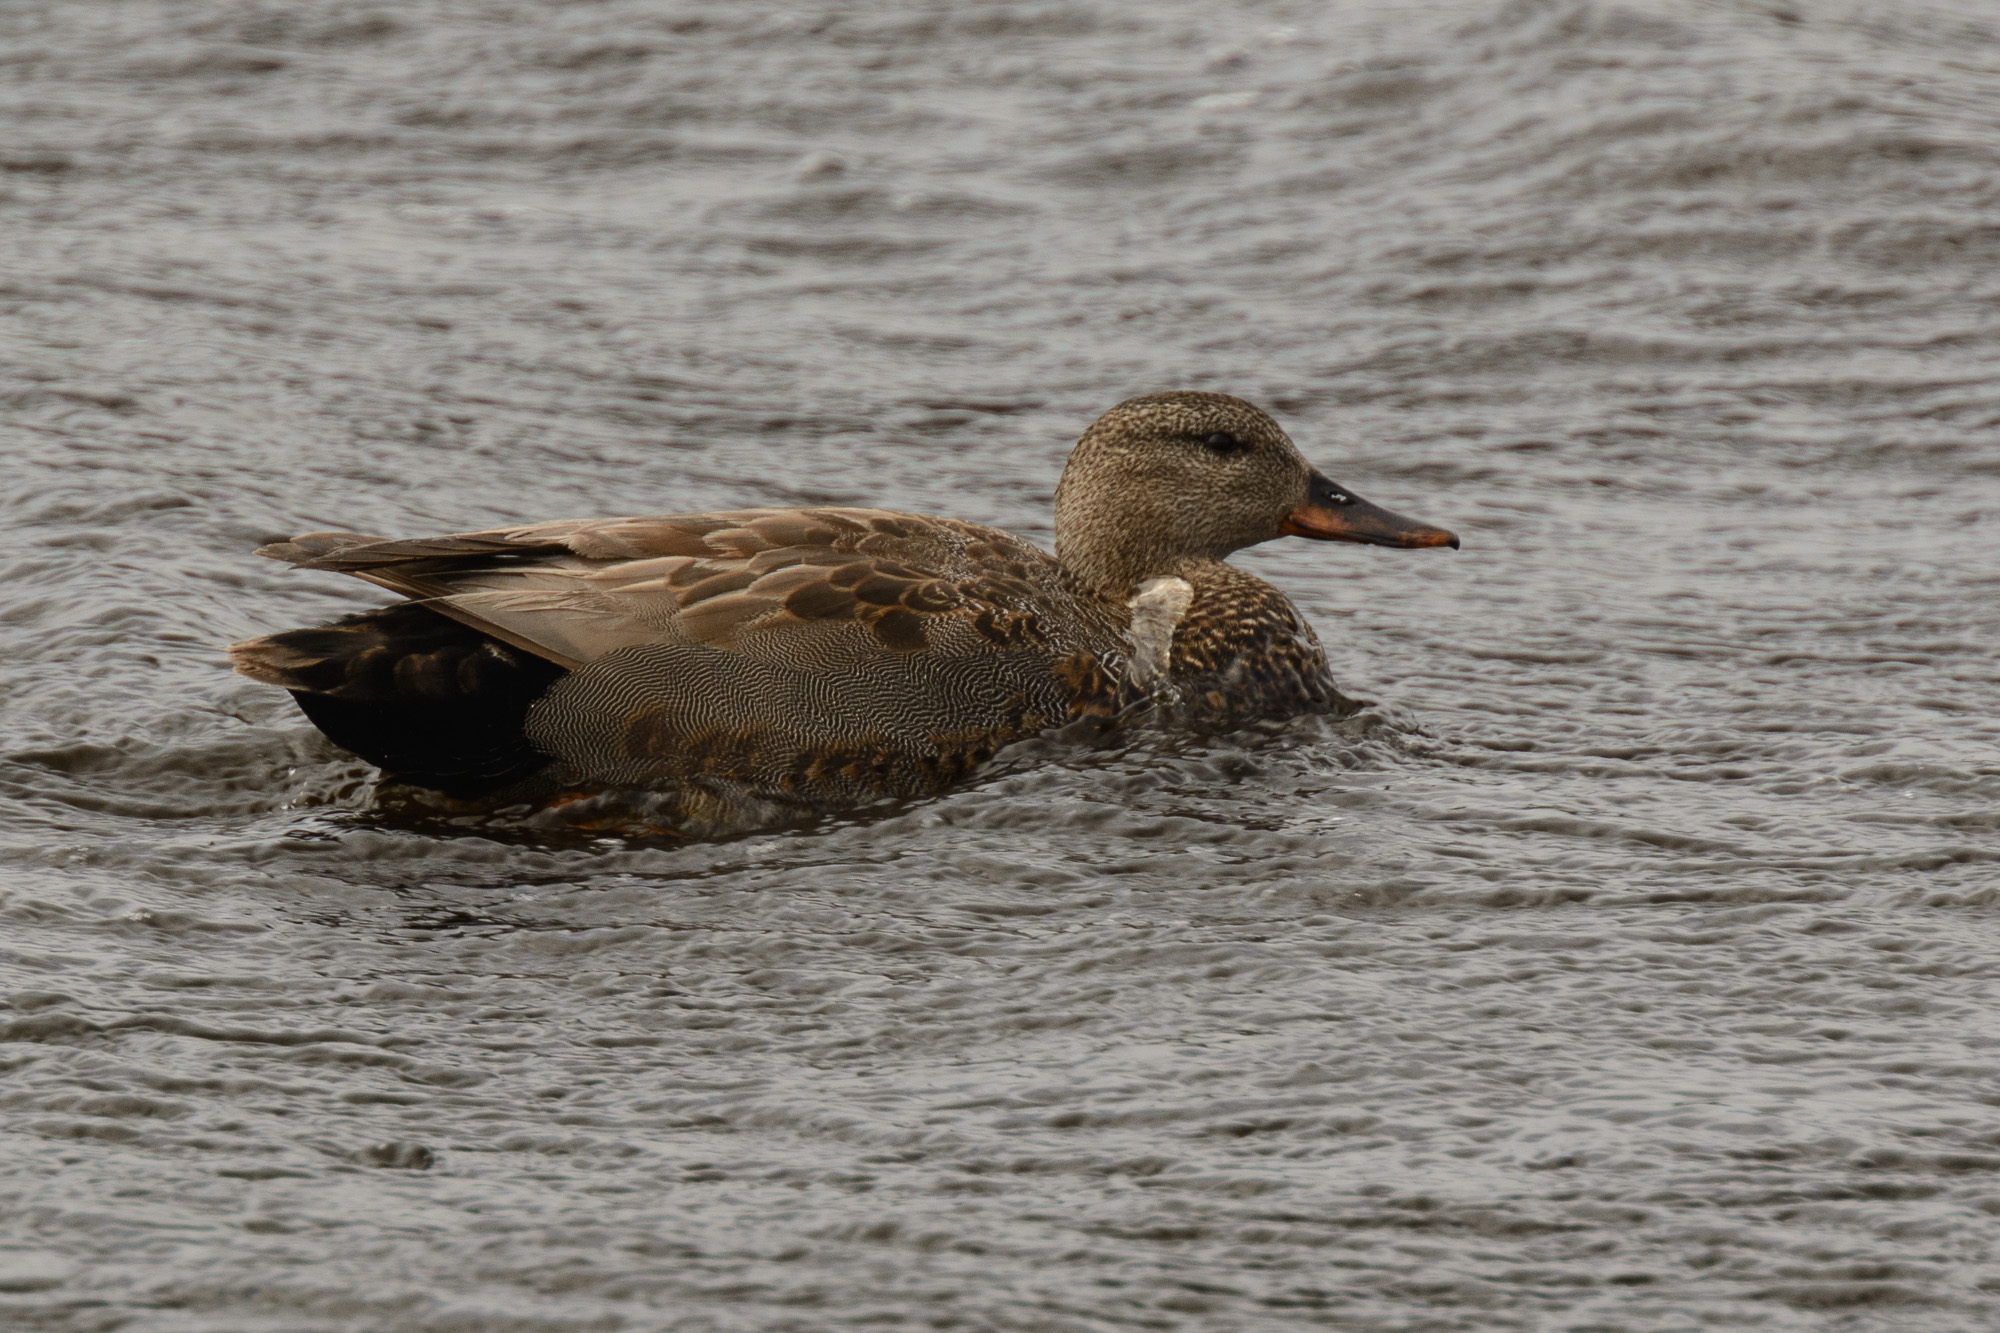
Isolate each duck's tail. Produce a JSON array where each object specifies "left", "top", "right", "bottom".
[{"left": 231, "top": 601, "right": 566, "bottom": 799}]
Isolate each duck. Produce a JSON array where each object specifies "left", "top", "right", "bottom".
[{"left": 230, "top": 391, "right": 1457, "bottom": 828}]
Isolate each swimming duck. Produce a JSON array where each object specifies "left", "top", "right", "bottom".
[{"left": 231, "top": 391, "right": 1456, "bottom": 825}]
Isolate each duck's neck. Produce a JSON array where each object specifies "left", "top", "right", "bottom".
[
  {"left": 1053, "top": 463, "right": 1198, "bottom": 600},
  {"left": 1056, "top": 529, "right": 1211, "bottom": 603}
]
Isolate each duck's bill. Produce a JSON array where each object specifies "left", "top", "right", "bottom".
[{"left": 1280, "top": 471, "right": 1460, "bottom": 549}]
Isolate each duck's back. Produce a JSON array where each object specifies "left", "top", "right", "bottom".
[{"left": 232, "top": 507, "right": 1133, "bottom": 818}]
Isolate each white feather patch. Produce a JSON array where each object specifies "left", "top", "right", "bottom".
[{"left": 1125, "top": 576, "right": 1194, "bottom": 690}]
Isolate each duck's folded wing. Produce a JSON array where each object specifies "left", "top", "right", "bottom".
[{"left": 256, "top": 507, "right": 1087, "bottom": 672}]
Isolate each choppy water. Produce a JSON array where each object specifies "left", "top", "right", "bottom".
[{"left": 4, "top": 1, "right": 2000, "bottom": 1328}]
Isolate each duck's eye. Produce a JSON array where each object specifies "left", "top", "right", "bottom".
[{"left": 1202, "top": 432, "right": 1245, "bottom": 456}]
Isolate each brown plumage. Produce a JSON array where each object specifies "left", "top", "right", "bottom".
[{"left": 230, "top": 392, "right": 1457, "bottom": 829}]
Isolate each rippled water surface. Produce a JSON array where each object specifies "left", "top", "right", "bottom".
[{"left": 5, "top": 1, "right": 2000, "bottom": 1328}]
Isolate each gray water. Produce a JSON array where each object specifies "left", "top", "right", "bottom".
[{"left": 4, "top": 1, "right": 1999, "bottom": 1329}]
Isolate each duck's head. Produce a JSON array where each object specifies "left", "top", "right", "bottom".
[{"left": 1053, "top": 391, "right": 1458, "bottom": 598}]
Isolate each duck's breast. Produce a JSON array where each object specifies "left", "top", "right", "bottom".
[{"left": 1164, "top": 563, "right": 1346, "bottom": 722}]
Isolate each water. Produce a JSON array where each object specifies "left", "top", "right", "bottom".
[{"left": 4, "top": 0, "right": 1999, "bottom": 1328}]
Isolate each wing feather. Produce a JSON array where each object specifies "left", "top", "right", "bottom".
[{"left": 260, "top": 506, "right": 1122, "bottom": 690}]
